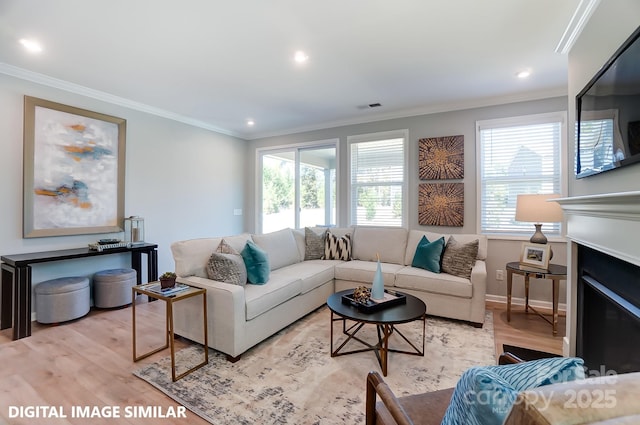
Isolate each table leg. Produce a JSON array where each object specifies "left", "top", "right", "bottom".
[
  {"left": 552, "top": 279, "right": 559, "bottom": 335},
  {"left": 131, "top": 252, "right": 142, "bottom": 284},
  {"left": 379, "top": 324, "right": 391, "bottom": 376},
  {"left": 524, "top": 274, "right": 530, "bottom": 313},
  {"left": 1, "top": 264, "right": 14, "bottom": 330},
  {"left": 148, "top": 249, "right": 158, "bottom": 281},
  {"left": 13, "top": 266, "right": 31, "bottom": 340},
  {"left": 168, "top": 300, "right": 176, "bottom": 382},
  {"left": 506, "top": 269, "right": 513, "bottom": 322},
  {"left": 131, "top": 288, "right": 137, "bottom": 361}
]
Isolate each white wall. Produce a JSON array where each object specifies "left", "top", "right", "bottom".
[
  {"left": 568, "top": 1, "right": 640, "bottom": 197},
  {"left": 0, "top": 74, "right": 246, "bottom": 304},
  {"left": 246, "top": 96, "right": 569, "bottom": 302}
]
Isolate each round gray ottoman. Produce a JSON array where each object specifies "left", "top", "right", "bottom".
[
  {"left": 35, "top": 276, "right": 90, "bottom": 324},
  {"left": 93, "top": 268, "right": 137, "bottom": 308}
]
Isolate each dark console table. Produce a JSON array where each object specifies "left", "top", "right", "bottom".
[{"left": 1, "top": 243, "right": 158, "bottom": 340}]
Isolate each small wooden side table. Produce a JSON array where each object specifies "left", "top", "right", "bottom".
[
  {"left": 132, "top": 283, "right": 208, "bottom": 381},
  {"left": 506, "top": 262, "right": 567, "bottom": 335}
]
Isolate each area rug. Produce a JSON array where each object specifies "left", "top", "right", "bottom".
[{"left": 133, "top": 307, "right": 495, "bottom": 424}]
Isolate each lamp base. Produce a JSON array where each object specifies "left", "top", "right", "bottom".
[{"left": 530, "top": 224, "right": 553, "bottom": 260}]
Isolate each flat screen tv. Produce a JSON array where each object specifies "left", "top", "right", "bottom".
[{"left": 576, "top": 25, "right": 640, "bottom": 178}]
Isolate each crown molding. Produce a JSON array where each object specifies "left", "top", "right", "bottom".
[
  {"left": 555, "top": 0, "right": 601, "bottom": 54},
  {"left": 0, "top": 62, "right": 242, "bottom": 139},
  {"left": 244, "top": 87, "right": 568, "bottom": 140}
]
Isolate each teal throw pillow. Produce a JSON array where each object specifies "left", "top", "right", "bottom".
[
  {"left": 411, "top": 235, "right": 445, "bottom": 273},
  {"left": 241, "top": 240, "right": 270, "bottom": 284},
  {"left": 484, "top": 356, "right": 585, "bottom": 392},
  {"left": 441, "top": 366, "right": 518, "bottom": 425}
]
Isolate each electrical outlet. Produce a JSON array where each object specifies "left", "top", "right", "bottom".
[{"left": 496, "top": 269, "right": 504, "bottom": 281}]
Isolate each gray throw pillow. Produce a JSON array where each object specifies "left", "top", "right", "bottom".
[
  {"left": 206, "top": 252, "right": 247, "bottom": 286},
  {"left": 304, "top": 227, "right": 327, "bottom": 260},
  {"left": 216, "top": 239, "right": 239, "bottom": 254},
  {"left": 441, "top": 236, "right": 479, "bottom": 279}
]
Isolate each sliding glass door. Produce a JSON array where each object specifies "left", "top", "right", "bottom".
[{"left": 260, "top": 143, "right": 337, "bottom": 233}]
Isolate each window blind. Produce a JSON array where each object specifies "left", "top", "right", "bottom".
[
  {"left": 350, "top": 136, "right": 405, "bottom": 226},
  {"left": 479, "top": 119, "right": 562, "bottom": 235}
]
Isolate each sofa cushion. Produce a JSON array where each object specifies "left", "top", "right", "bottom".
[
  {"left": 270, "top": 260, "right": 336, "bottom": 294},
  {"left": 171, "top": 233, "right": 252, "bottom": 278},
  {"left": 324, "top": 232, "right": 352, "bottom": 260},
  {"left": 334, "top": 260, "right": 403, "bottom": 286},
  {"left": 395, "top": 266, "right": 472, "bottom": 298},
  {"left": 352, "top": 227, "right": 408, "bottom": 265},
  {"left": 403, "top": 230, "right": 488, "bottom": 265},
  {"left": 252, "top": 228, "right": 300, "bottom": 271},
  {"left": 206, "top": 253, "right": 247, "bottom": 286},
  {"left": 304, "top": 227, "right": 327, "bottom": 260},
  {"left": 241, "top": 240, "right": 270, "bottom": 284},
  {"left": 441, "top": 236, "right": 479, "bottom": 279},
  {"left": 244, "top": 275, "right": 302, "bottom": 320},
  {"left": 411, "top": 235, "right": 446, "bottom": 273}
]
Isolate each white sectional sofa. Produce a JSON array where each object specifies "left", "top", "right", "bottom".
[{"left": 170, "top": 227, "right": 487, "bottom": 361}]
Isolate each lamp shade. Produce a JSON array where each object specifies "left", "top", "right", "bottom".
[{"left": 515, "top": 194, "right": 563, "bottom": 223}]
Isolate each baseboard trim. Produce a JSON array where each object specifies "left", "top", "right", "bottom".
[{"left": 486, "top": 294, "right": 566, "bottom": 312}]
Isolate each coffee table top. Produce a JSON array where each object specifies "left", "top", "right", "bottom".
[{"left": 327, "top": 289, "right": 426, "bottom": 324}]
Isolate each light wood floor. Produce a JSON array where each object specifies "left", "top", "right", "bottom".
[{"left": 0, "top": 299, "right": 564, "bottom": 424}]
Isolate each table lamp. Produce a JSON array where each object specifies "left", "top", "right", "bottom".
[{"left": 515, "top": 194, "right": 563, "bottom": 257}]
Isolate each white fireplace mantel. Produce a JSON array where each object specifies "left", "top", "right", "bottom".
[
  {"left": 557, "top": 191, "right": 640, "bottom": 267},
  {"left": 556, "top": 190, "right": 640, "bottom": 356}
]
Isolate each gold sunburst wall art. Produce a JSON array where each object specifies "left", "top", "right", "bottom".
[
  {"left": 418, "top": 135, "right": 464, "bottom": 180},
  {"left": 418, "top": 183, "right": 464, "bottom": 227}
]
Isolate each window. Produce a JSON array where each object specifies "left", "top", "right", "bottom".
[
  {"left": 259, "top": 141, "right": 337, "bottom": 233},
  {"left": 477, "top": 112, "right": 566, "bottom": 236},
  {"left": 348, "top": 130, "right": 407, "bottom": 227}
]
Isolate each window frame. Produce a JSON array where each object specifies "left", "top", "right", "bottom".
[
  {"left": 475, "top": 111, "right": 568, "bottom": 240},
  {"left": 347, "top": 129, "right": 408, "bottom": 228},
  {"left": 256, "top": 138, "right": 339, "bottom": 234}
]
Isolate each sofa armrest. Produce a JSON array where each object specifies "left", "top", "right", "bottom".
[
  {"left": 468, "top": 260, "right": 487, "bottom": 325},
  {"left": 504, "top": 372, "right": 640, "bottom": 425},
  {"left": 174, "top": 276, "right": 247, "bottom": 357},
  {"left": 366, "top": 371, "right": 413, "bottom": 425}
]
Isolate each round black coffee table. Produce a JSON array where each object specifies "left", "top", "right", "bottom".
[{"left": 327, "top": 289, "right": 426, "bottom": 376}]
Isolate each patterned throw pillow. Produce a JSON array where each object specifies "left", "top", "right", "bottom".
[
  {"left": 485, "top": 356, "right": 585, "bottom": 391},
  {"left": 323, "top": 232, "right": 352, "bottom": 261},
  {"left": 441, "top": 366, "right": 518, "bottom": 425},
  {"left": 304, "top": 227, "right": 327, "bottom": 260},
  {"left": 206, "top": 252, "right": 247, "bottom": 286},
  {"left": 216, "top": 239, "right": 239, "bottom": 254},
  {"left": 441, "top": 236, "right": 479, "bottom": 279}
]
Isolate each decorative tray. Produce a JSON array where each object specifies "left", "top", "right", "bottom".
[{"left": 341, "top": 289, "right": 406, "bottom": 313}]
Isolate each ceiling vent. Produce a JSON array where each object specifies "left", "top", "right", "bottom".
[{"left": 357, "top": 102, "right": 382, "bottom": 110}]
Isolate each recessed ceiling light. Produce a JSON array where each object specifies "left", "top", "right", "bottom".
[
  {"left": 19, "top": 38, "right": 43, "bottom": 53},
  {"left": 294, "top": 51, "right": 309, "bottom": 64},
  {"left": 246, "top": 119, "right": 255, "bottom": 127},
  {"left": 516, "top": 70, "right": 531, "bottom": 79}
]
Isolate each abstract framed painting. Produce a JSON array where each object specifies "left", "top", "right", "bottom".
[
  {"left": 23, "top": 96, "right": 126, "bottom": 238},
  {"left": 418, "top": 183, "right": 464, "bottom": 227},
  {"left": 418, "top": 135, "right": 464, "bottom": 180}
]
